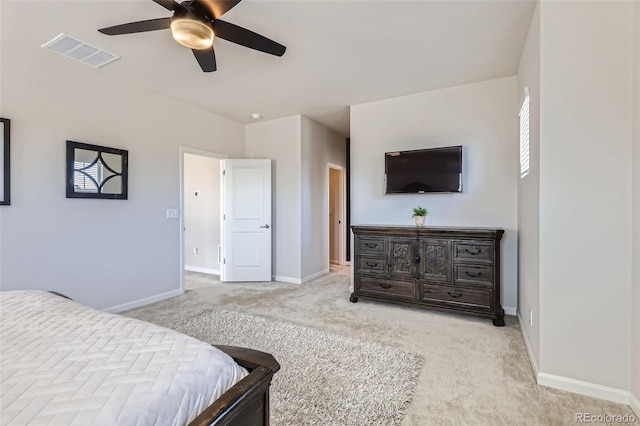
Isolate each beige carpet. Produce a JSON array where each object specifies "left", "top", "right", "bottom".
[
  {"left": 124, "top": 271, "right": 637, "bottom": 425},
  {"left": 171, "top": 309, "right": 423, "bottom": 425}
]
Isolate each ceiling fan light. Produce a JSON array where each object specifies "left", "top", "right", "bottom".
[{"left": 170, "top": 19, "right": 214, "bottom": 50}]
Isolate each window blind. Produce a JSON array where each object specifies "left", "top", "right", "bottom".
[{"left": 519, "top": 92, "right": 530, "bottom": 178}]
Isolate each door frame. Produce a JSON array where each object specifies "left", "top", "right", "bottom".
[
  {"left": 328, "top": 163, "right": 346, "bottom": 266},
  {"left": 179, "top": 147, "right": 228, "bottom": 294}
]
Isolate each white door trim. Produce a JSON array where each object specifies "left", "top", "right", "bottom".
[
  {"left": 328, "top": 163, "right": 346, "bottom": 266},
  {"left": 179, "top": 147, "right": 228, "bottom": 295}
]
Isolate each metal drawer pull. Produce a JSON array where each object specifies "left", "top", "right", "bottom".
[
  {"left": 379, "top": 283, "right": 392, "bottom": 289},
  {"left": 414, "top": 255, "right": 421, "bottom": 265},
  {"left": 464, "top": 248, "right": 482, "bottom": 255},
  {"left": 365, "top": 243, "right": 378, "bottom": 249},
  {"left": 365, "top": 262, "right": 378, "bottom": 267},
  {"left": 465, "top": 271, "right": 482, "bottom": 278},
  {"left": 447, "top": 292, "right": 464, "bottom": 299}
]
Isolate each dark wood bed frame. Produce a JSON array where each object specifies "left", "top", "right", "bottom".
[
  {"left": 190, "top": 345, "right": 279, "bottom": 426},
  {"left": 48, "top": 292, "right": 280, "bottom": 426}
]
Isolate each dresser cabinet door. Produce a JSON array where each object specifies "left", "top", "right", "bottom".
[
  {"left": 419, "top": 239, "right": 452, "bottom": 282},
  {"left": 387, "top": 237, "right": 417, "bottom": 279}
]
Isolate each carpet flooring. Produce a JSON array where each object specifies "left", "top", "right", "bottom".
[
  {"left": 123, "top": 271, "right": 637, "bottom": 425},
  {"left": 171, "top": 309, "right": 423, "bottom": 425}
]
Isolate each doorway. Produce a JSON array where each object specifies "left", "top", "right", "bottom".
[
  {"left": 179, "top": 148, "right": 227, "bottom": 292},
  {"left": 328, "top": 164, "right": 346, "bottom": 268}
]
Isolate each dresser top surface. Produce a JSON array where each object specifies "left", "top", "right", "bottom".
[{"left": 351, "top": 225, "right": 504, "bottom": 239}]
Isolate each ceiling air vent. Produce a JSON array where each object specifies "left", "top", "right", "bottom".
[{"left": 41, "top": 33, "right": 120, "bottom": 68}]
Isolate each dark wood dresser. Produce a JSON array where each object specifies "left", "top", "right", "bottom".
[{"left": 351, "top": 225, "right": 505, "bottom": 326}]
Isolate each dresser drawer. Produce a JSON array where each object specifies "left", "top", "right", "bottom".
[
  {"left": 357, "top": 237, "right": 386, "bottom": 255},
  {"left": 453, "top": 241, "right": 494, "bottom": 263},
  {"left": 357, "top": 277, "right": 414, "bottom": 301},
  {"left": 421, "top": 283, "right": 493, "bottom": 310},
  {"left": 357, "top": 256, "right": 386, "bottom": 275},
  {"left": 454, "top": 264, "right": 493, "bottom": 286}
]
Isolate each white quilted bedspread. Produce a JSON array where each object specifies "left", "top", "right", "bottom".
[{"left": 0, "top": 290, "right": 248, "bottom": 426}]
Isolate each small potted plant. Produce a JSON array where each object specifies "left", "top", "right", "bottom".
[{"left": 412, "top": 206, "right": 428, "bottom": 227}]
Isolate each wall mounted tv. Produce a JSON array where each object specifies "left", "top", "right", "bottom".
[{"left": 384, "top": 146, "right": 463, "bottom": 194}]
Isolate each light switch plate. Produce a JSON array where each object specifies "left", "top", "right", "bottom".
[{"left": 166, "top": 209, "right": 179, "bottom": 218}]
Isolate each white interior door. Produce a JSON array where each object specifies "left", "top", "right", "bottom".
[
  {"left": 329, "top": 168, "right": 339, "bottom": 264},
  {"left": 221, "top": 159, "right": 272, "bottom": 282},
  {"left": 328, "top": 164, "right": 346, "bottom": 266}
]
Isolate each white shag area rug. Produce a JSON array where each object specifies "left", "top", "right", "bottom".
[{"left": 170, "top": 309, "right": 424, "bottom": 426}]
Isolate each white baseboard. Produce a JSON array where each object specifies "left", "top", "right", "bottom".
[
  {"left": 302, "top": 269, "right": 330, "bottom": 284},
  {"left": 537, "top": 373, "right": 630, "bottom": 405},
  {"left": 273, "top": 269, "right": 330, "bottom": 284},
  {"left": 104, "top": 289, "right": 183, "bottom": 314},
  {"left": 517, "top": 313, "right": 636, "bottom": 409},
  {"left": 503, "top": 306, "right": 517, "bottom": 316},
  {"left": 517, "top": 313, "right": 539, "bottom": 377},
  {"left": 185, "top": 266, "right": 220, "bottom": 276},
  {"left": 273, "top": 275, "right": 302, "bottom": 284},
  {"left": 630, "top": 392, "right": 640, "bottom": 416}
]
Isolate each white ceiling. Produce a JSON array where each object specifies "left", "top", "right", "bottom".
[{"left": 2, "top": 0, "right": 535, "bottom": 136}]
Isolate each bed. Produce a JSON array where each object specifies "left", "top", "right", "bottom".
[{"left": 0, "top": 290, "right": 279, "bottom": 426}]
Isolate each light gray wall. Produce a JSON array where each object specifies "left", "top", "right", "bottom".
[
  {"left": 539, "top": 0, "right": 634, "bottom": 390},
  {"left": 0, "top": 24, "right": 245, "bottom": 310},
  {"left": 245, "top": 116, "right": 302, "bottom": 282},
  {"left": 632, "top": 0, "right": 640, "bottom": 410},
  {"left": 516, "top": 1, "right": 540, "bottom": 371},
  {"left": 350, "top": 77, "right": 519, "bottom": 312},
  {"left": 184, "top": 154, "right": 221, "bottom": 274},
  {"left": 300, "top": 116, "right": 346, "bottom": 281}
]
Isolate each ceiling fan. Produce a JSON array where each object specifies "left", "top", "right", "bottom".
[{"left": 98, "top": 0, "right": 286, "bottom": 72}]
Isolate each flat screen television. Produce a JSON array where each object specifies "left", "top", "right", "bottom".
[{"left": 384, "top": 146, "right": 462, "bottom": 194}]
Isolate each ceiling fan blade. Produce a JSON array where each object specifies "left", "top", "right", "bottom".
[
  {"left": 213, "top": 20, "right": 286, "bottom": 57},
  {"left": 152, "top": 0, "right": 180, "bottom": 11},
  {"left": 192, "top": 48, "right": 217, "bottom": 72},
  {"left": 198, "top": 0, "right": 242, "bottom": 19},
  {"left": 99, "top": 18, "right": 171, "bottom": 35}
]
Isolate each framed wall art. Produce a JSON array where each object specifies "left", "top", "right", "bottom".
[
  {"left": 1, "top": 118, "right": 10, "bottom": 205},
  {"left": 66, "top": 140, "right": 128, "bottom": 200}
]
